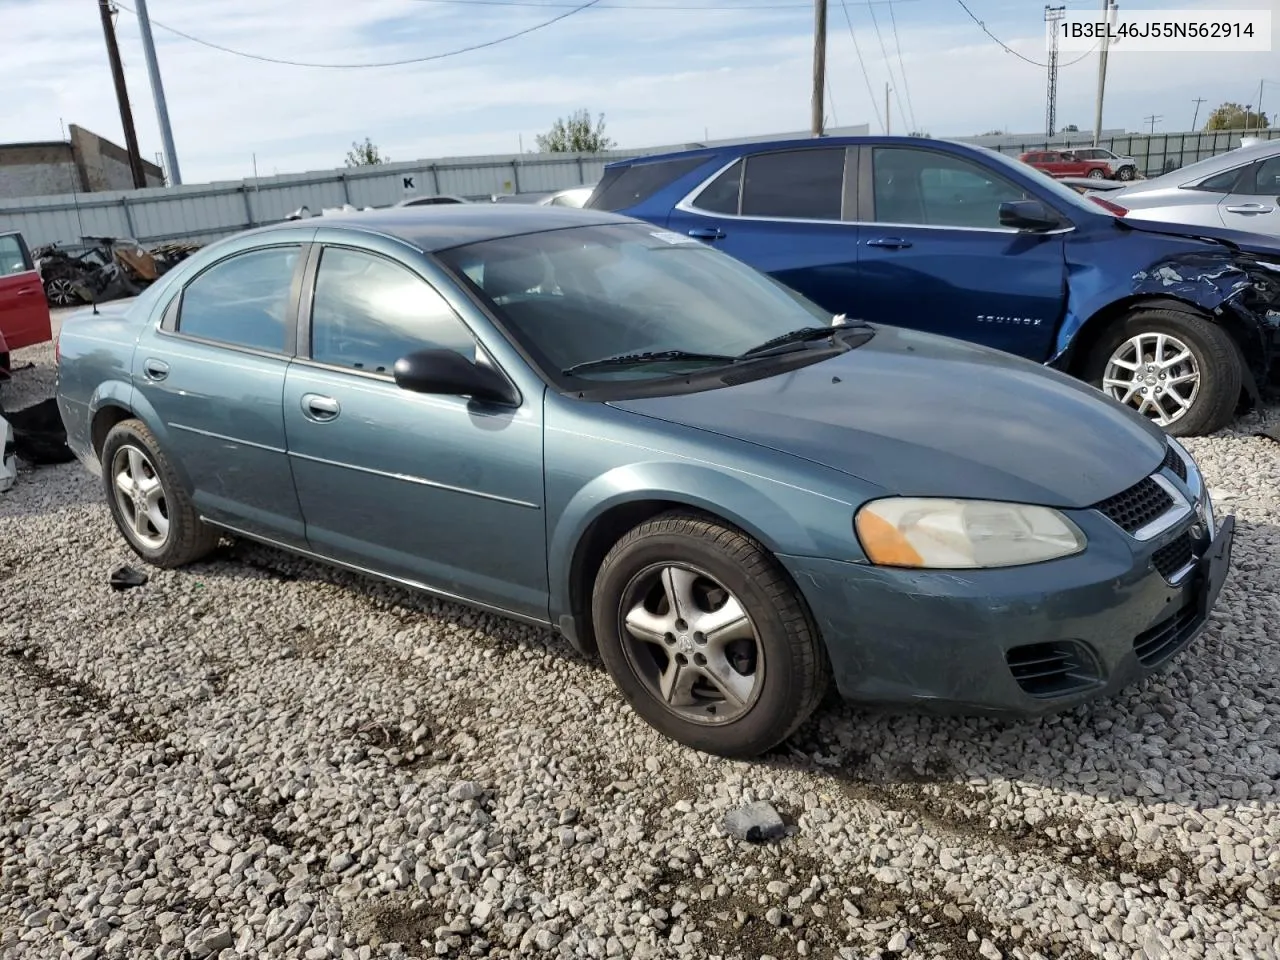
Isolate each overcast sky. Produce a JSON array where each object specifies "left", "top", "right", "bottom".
[{"left": 2, "top": 0, "right": 1277, "bottom": 184}]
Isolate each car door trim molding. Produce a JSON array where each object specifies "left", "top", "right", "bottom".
[
  {"left": 169, "top": 421, "right": 287, "bottom": 454},
  {"left": 198, "top": 518, "right": 551, "bottom": 627},
  {"left": 286, "top": 450, "right": 541, "bottom": 509}
]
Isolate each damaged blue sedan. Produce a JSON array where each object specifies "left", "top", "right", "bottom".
[{"left": 55, "top": 206, "right": 1234, "bottom": 757}]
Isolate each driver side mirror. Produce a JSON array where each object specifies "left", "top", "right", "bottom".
[
  {"left": 393, "top": 349, "right": 517, "bottom": 405},
  {"left": 999, "top": 199, "right": 1061, "bottom": 232}
]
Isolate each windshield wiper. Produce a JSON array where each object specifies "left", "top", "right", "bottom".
[
  {"left": 737, "top": 320, "right": 866, "bottom": 359},
  {"left": 563, "top": 349, "right": 737, "bottom": 376}
]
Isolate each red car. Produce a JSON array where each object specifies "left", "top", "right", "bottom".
[
  {"left": 0, "top": 231, "right": 53, "bottom": 379},
  {"left": 1019, "top": 149, "right": 1113, "bottom": 180}
]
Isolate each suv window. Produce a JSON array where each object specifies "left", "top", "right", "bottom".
[
  {"left": 691, "top": 160, "right": 743, "bottom": 215},
  {"left": 1242, "top": 157, "right": 1280, "bottom": 195},
  {"left": 310, "top": 247, "right": 475, "bottom": 374},
  {"left": 740, "top": 148, "right": 845, "bottom": 220},
  {"left": 873, "top": 147, "right": 1029, "bottom": 229},
  {"left": 0, "top": 234, "right": 29, "bottom": 278},
  {"left": 177, "top": 246, "right": 299, "bottom": 352},
  {"left": 586, "top": 156, "right": 711, "bottom": 212},
  {"left": 1075, "top": 149, "right": 1102, "bottom": 160}
]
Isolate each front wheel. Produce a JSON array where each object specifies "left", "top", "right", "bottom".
[
  {"left": 591, "top": 511, "right": 830, "bottom": 758},
  {"left": 1117, "top": 165, "right": 1136, "bottom": 181},
  {"left": 1085, "top": 308, "right": 1243, "bottom": 436}
]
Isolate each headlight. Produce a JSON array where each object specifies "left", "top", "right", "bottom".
[{"left": 855, "top": 497, "right": 1087, "bottom": 569}]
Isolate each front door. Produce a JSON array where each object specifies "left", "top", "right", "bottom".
[
  {"left": 0, "top": 232, "right": 52, "bottom": 355},
  {"left": 282, "top": 240, "right": 547, "bottom": 620},
  {"left": 1217, "top": 154, "right": 1280, "bottom": 235},
  {"left": 854, "top": 144, "right": 1069, "bottom": 362},
  {"left": 665, "top": 146, "right": 862, "bottom": 316},
  {"left": 132, "top": 241, "right": 308, "bottom": 545}
]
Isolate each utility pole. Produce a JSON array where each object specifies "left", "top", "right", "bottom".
[
  {"left": 97, "top": 0, "right": 147, "bottom": 189},
  {"left": 812, "top": 0, "right": 827, "bottom": 136},
  {"left": 1092, "top": 0, "right": 1115, "bottom": 146},
  {"left": 1044, "top": 5, "right": 1066, "bottom": 137},
  {"left": 1144, "top": 114, "right": 1162, "bottom": 134},
  {"left": 133, "top": 0, "right": 182, "bottom": 185},
  {"left": 1190, "top": 97, "right": 1206, "bottom": 131},
  {"left": 885, "top": 83, "right": 891, "bottom": 134},
  {"left": 1257, "top": 79, "right": 1265, "bottom": 129}
]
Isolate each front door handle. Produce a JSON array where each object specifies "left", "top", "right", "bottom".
[
  {"left": 142, "top": 358, "right": 169, "bottom": 381},
  {"left": 301, "top": 393, "right": 340, "bottom": 421},
  {"left": 1225, "top": 203, "right": 1273, "bottom": 214},
  {"left": 688, "top": 227, "right": 726, "bottom": 241},
  {"left": 866, "top": 237, "right": 913, "bottom": 249}
]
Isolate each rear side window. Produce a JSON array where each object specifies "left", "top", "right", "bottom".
[
  {"left": 177, "top": 246, "right": 299, "bottom": 353},
  {"left": 1191, "top": 166, "right": 1247, "bottom": 194},
  {"left": 691, "top": 160, "right": 743, "bottom": 215},
  {"left": 0, "top": 234, "right": 30, "bottom": 278},
  {"left": 586, "top": 156, "right": 711, "bottom": 211},
  {"left": 740, "top": 148, "right": 845, "bottom": 220}
]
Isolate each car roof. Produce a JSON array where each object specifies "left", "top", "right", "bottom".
[
  {"left": 244, "top": 204, "right": 635, "bottom": 252},
  {"left": 1132, "top": 138, "right": 1280, "bottom": 189},
  {"left": 617, "top": 134, "right": 981, "bottom": 165}
]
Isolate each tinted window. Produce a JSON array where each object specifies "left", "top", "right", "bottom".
[
  {"left": 1192, "top": 166, "right": 1247, "bottom": 193},
  {"left": 741, "top": 149, "right": 844, "bottom": 220},
  {"left": 1242, "top": 157, "right": 1280, "bottom": 195},
  {"left": 691, "top": 160, "right": 742, "bottom": 214},
  {"left": 0, "top": 234, "right": 29, "bottom": 278},
  {"left": 177, "top": 246, "right": 298, "bottom": 352},
  {"left": 1075, "top": 149, "right": 1101, "bottom": 160},
  {"left": 586, "top": 156, "right": 711, "bottom": 211},
  {"left": 873, "top": 147, "right": 1028, "bottom": 228},
  {"left": 310, "top": 247, "right": 475, "bottom": 374}
]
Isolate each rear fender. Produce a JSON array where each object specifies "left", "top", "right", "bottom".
[{"left": 84, "top": 384, "right": 194, "bottom": 492}]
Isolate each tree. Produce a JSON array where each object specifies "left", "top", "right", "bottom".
[
  {"left": 1062, "top": 124, "right": 1080, "bottom": 132},
  {"left": 345, "top": 137, "right": 388, "bottom": 166},
  {"left": 1204, "top": 102, "right": 1271, "bottom": 131},
  {"left": 535, "top": 109, "right": 616, "bottom": 153},
  {"left": 907, "top": 130, "right": 931, "bottom": 138},
  {"left": 980, "top": 129, "right": 1005, "bottom": 136}
]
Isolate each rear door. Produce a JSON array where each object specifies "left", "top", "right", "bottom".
[
  {"left": 0, "top": 232, "right": 52, "bottom": 353},
  {"left": 664, "top": 146, "right": 861, "bottom": 314},
  {"left": 853, "top": 144, "right": 1068, "bottom": 361},
  {"left": 1217, "top": 154, "right": 1280, "bottom": 235}
]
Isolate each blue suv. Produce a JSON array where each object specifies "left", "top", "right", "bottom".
[{"left": 587, "top": 136, "right": 1280, "bottom": 436}]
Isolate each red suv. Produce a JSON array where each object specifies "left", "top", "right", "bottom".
[
  {"left": 0, "top": 231, "right": 53, "bottom": 379},
  {"left": 1019, "top": 149, "right": 1113, "bottom": 180}
]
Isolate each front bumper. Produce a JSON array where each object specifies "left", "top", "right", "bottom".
[{"left": 778, "top": 507, "right": 1235, "bottom": 718}]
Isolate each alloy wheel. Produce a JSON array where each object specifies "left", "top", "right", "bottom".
[
  {"left": 45, "top": 277, "right": 80, "bottom": 306},
  {"left": 619, "top": 563, "right": 765, "bottom": 724},
  {"left": 1102, "top": 332, "right": 1200, "bottom": 427},
  {"left": 111, "top": 444, "right": 170, "bottom": 549}
]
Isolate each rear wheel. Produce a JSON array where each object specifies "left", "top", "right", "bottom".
[
  {"left": 43, "top": 274, "right": 81, "bottom": 307},
  {"left": 591, "top": 511, "right": 830, "bottom": 758},
  {"left": 1085, "top": 308, "right": 1242, "bottom": 436},
  {"left": 1087, "top": 168, "right": 1106, "bottom": 179}
]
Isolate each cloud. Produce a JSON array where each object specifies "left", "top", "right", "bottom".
[{"left": 1, "top": 0, "right": 1275, "bottom": 184}]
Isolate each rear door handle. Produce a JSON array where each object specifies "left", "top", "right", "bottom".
[
  {"left": 142, "top": 358, "right": 169, "bottom": 381},
  {"left": 301, "top": 393, "right": 340, "bottom": 421},
  {"left": 687, "top": 227, "right": 726, "bottom": 240},
  {"left": 866, "top": 237, "right": 913, "bottom": 249},
  {"left": 1225, "top": 203, "right": 1273, "bottom": 214}
]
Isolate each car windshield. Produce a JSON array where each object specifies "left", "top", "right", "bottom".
[
  {"left": 435, "top": 222, "right": 842, "bottom": 386},
  {"left": 980, "top": 145, "right": 1111, "bottom": 217}
]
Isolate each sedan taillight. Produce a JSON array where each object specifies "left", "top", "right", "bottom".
[{"left": 1089, "top": 196, "right": 1129, "bottom": 217}]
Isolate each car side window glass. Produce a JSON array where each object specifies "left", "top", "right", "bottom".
[
  {"left": 1242, "top": 157, "right": 1280, "bottom": 196},
  {"left": 0, "top": 235, "right": 27, "bottom": 278},
  {"left": 177, "top": 246, "right": 298, "bottom": 353},
  {"left": 691, "top": 160, "right": 743, "bottom": 215},
  {"left": 873, "top": 147, "right": 1028, "bottom": 229},
  {"left": 310, "top": 247, "right": 476, "bottom": 374},
  {"left": 740, "top": 149, "right": 844, "bottom": 220},
  {"left": 1193, "top": 166, "right": 1247, "bottom": 194}
]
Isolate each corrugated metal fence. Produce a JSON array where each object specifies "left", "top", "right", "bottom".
[{"left": 2, "top": 129, "right": 1275, "bottom": 253}]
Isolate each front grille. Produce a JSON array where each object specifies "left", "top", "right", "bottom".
[
  {"left": 1162, "top": 444, "right": 1188, "bottom": 482},
  {"left": 1133, "top": 604, "right": 1201, "bottom": 667},
  {"left": 1151, "top": 533, "right": 1195, "bottom": 581},
  {"left": 1006, "top": 641, "right": 1100, "bottom": 698},
  {"left": 1092, "top": 477, "right": 1174, "bottom": 534}
]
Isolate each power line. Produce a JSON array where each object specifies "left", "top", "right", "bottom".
[
  {"left": 112, "top": 0, "right": 605, "bottom": 68},
  {"left": 863, "top": 0, "right": 911, "bottom": 134},
  {"left": 952, "top": 0, "right": 1095, "bottom": 69},
  {"left": 401, "top": 0, "right": 916, "bottom": 7},
  {"left": 886, "top": 0, "right": 918, "bottom": 132},
  {"left": 838, "top": 0, "right": 885, "bottom": 132}
]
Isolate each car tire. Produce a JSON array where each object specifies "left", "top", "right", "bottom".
[
  {"left": 591, "top": 510, "right": 830, "bottom": 758},
  {"left": 101, "top": 418, "right": 220, "bottom": 568},
  {"left": 1087, "top": 168, "right": 1106, "bottom": 179},
  {"left": 1085, "top": 308, "right": 1243, "bottom": 437},
  {"left": 1117, "top": 165, "right": 1136, "bottom": 181}
]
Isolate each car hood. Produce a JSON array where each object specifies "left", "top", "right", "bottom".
[{"left": 608, "top": 326, "right": 1167, "bottom": 509}]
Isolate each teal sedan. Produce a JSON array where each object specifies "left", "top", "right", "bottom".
[{"left": 55, "top": 205, "right": 1234, "bottom": 757}]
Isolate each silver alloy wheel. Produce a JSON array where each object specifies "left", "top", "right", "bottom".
[
  {"left": 1088, "top": 168, "right": 1105, "bottom": 179},
  {"left": 111, "top": 445, "right": 170, "bottom": 549},
  {"left": 619, "top": 563, "right": 765, "bottom": 724},
  {"left": 1118, "top": 166, "right": 1135, "bottom": 181},
  {"left": 45, "top": 277, "right": 80, "bottom": 306},
  {"left": 1102, "top": 332, "right": 1200, "bottom": 427}
]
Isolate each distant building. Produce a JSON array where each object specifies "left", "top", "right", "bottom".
[
  {"left": 0, "top": 124, "right": 164, "bottom": 200},
  {"left": 955, "top": 128, "right": 1130, "bottom": 150}
]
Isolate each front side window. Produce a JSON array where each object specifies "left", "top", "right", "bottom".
[
  {"left": 310, "top": 247, "right": 475, "bottom": 374},
  {"left": 873, "top": 147, "right": 1028, "bottom": 228},
  {"left": 0, "top": 235, "right": 28, "bottom": 278},
  {"left": 436, "top": 223, "right": 838, "bottom": 387},
  {"left": 177, "top": 246, "right": 299, "bottom": 352},
  {"left": 740, "top": 149, "right": 845, "bottom": 220}
]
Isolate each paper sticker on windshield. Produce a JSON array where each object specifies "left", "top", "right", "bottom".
[{"left": 649, "top": 230, "right": 699, "bottom": 245}]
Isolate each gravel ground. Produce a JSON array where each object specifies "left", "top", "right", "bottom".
[{"left": 3, "top": 327, "right": 1280, "bottom": 960}]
